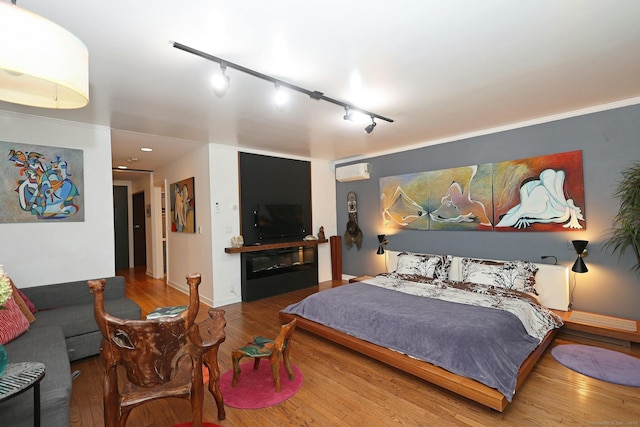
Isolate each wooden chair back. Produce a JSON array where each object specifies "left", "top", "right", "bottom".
[{"left": 88, "top": 273, "right": 226, "bottom": 427}]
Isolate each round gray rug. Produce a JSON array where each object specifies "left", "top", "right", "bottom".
[{"left": 551, "top": 344, "right": 640, "bottom": 387}]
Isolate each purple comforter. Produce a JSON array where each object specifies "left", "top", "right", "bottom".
[{"left": 281, "top": 282, "right": 541, "bottom": 400}]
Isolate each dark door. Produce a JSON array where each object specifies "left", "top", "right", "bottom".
[
  {"left": 133, "top": 192, "right": 147, "bottom": 267},
  {"left": 113, "top": 186, "right": 129, "bottom": 269}
]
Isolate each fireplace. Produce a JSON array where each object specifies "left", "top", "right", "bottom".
[{"left": 241, "top": 245, "right": 318, "bottom": 302}]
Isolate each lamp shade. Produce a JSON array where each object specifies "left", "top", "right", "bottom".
[
  {"left": 0, "top": 2, "right": 89, "bottom": 109},
  {"left": 572, "top": 256, "right": 588, "bottom": 273},
  {"left": 571, "top": 240, "right": 589, "bottom": 273},
  {"left": 572, "top": 240, "right": 588, "bottom": 255},
  {"left": 377, "top": 234, "right": 386, "bottom": 255}
]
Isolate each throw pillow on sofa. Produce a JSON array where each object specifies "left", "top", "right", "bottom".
[
  {"left": 0, "top": 297, "right": 30, "bottom": 344},
  {"left": 9, "top": 278, "right": 36, "bottom": 323}
]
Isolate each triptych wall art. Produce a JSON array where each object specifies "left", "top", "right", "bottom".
[
  {"left": 0, "top": 141, "right": 84, "bottom": 223},
  {"left": 170, "top": 177, "right": 196, "bottom": 233},
  {"left": 380, "top": 150, "right": 585, "bottom": 232}
]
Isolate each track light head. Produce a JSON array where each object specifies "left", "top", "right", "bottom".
[
  {"left": 365, "top": 116, "right": 377, "bottom": 134},
  {"left": 211, "top": 62, "right": 230, "bottom": 97},
  {"left": 343, "top": 106, "right": 353, "bottom": 121},
  {"left": 274, "top": 82, "right": 288, "bottom": 110}
]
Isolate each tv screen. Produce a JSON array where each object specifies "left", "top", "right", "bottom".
[{"left": 256, "top": 204, "right": 305, "bottom": 240}]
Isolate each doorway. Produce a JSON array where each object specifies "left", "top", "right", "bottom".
[
  {"left": 132, "top": 192, "right": 147, "bottom": 267},
  {"left": 113, "top": 186, "right": 129, "bottom": 270}
]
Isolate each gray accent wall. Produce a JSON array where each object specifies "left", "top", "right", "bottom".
[{"left": 336, "top": 103, "right": 640, "bottom": 320}]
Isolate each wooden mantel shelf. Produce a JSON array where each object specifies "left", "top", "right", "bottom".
[{"left": 225, "top": 239, "right": 328, "bottom": 254}]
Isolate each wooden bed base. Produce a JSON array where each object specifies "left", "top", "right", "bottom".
[{"left": 279, "top": 311, "right": 557, "bottom": 412}]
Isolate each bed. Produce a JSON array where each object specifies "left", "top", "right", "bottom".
[{"left": 279, "top": 250, "right": 569, "bottom": 412}]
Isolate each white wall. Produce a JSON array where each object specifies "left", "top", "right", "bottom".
[
  {"left": 0, "top": 110, "right": 115, "bottom": 286},
  {"left": 154, "top": 144, "right": 214, "bottom": 305},
  {"left": 311, "top": 159, "right": 338, "bottom": 282}
]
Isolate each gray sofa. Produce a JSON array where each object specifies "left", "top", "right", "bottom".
[{"left": 1, "top": 276, "right": 141, "bottom": 427}]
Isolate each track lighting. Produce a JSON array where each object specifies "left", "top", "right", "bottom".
[
  {"left": 211, "top": 62, "right": 230, "bottom": 97},
  {"left": 343, "top": 106, "right": 353, "bottom": 121},
  {"left": 274, "top": 82, "right": 288, "bottom": 110},
  {"left": 172, "top": 41, "right": 394, "bottom": 128},
  {"left": 365, "top": 116, "right": 377, "bottom": 134}
]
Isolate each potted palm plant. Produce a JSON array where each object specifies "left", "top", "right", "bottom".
[{"left": 604, "top": 162, "right": 640, "bottom": 276}]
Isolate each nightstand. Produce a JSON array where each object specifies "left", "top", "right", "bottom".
[
  {"left": 349, "top": 275, "right": 374, "bottom": 283},
  {"left": 552, "top": 309, "right": 640, "bottom": 346}
]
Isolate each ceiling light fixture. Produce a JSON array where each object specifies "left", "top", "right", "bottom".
[
  {"left": 171, "top": 41, "right": 393, "bottom": 128},
  {"left": 140, "top": 147, "right": 153, "bottom": 152},
  {"left": 343, "top": 106, "right": 353, "bottom": 121},
  {"left": 364, "top": 116, "right": 377, "bottom": 134},
  {"left": 273, "top": 82, "right": 288, "bottom": 110},
  {"left": 0, "top": 0, "right": 89, "bottom": 109},
  {"left": 210, "top": 62, "right": 230, "bottom": 97}
]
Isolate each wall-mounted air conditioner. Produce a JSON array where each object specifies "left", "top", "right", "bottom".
[{"left": 336, "top": 163, "right": 370, "bottom": 182}]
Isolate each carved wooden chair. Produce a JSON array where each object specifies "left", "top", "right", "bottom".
[
  {"left": 231, "top": 319, "right": 297, "bottom": 392},
  {"left": 88, "top": 273, "right": 226, "bottom": 427}
]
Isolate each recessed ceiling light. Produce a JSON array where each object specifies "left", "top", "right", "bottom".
[
  {"left": 140, "top": 147, "right": 152, "bottom": 152},
  {"left": 117, "top": 165, "right": 128, "bottom": 169}
]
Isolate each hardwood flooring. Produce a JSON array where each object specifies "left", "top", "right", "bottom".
[{"left": 70, "top": 267, "right": 640, "bottom": 426}]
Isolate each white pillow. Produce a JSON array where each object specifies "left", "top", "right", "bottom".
[
  {"left": 461, "top": 258, "right": 538, "bottom": 294},
  {"left": 395, "top": 252, "right": 451, "bottom": 279}
]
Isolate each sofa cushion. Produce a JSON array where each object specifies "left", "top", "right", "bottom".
[
  {"left": 30, "top": 297, "right": 141, "bottom": 339},
  {"left": 1, "top": 326, "right": 71, "bottom": 427}
]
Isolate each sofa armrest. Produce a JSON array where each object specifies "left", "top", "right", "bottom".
[{"left": 20, "top": 276, "right": 126, "bottom": 311}]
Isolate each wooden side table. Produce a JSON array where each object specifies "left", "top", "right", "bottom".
[
  {"left": 552, "top": 309, "right": 640, "bottom": 345},
  {"left": 0, "top": 362, "right": 46, "bottom": 427},
  {"left": 349, "top": 275, "right": 374, "bottom": 283}
]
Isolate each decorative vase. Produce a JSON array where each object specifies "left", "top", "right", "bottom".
[{"left": 0, "top": 343, "right": 7, "bottom": 378}]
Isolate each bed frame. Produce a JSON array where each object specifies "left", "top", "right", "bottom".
[{"left": 279, "top": 252, "right": 569, "bottom": 412}]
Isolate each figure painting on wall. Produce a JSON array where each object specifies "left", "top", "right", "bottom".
[
  {"left": 428, "top": 164, "right": 493, "bottom": 231},
  {"left": 380, "top": 171, "right": 430, "bottom": 230},
  {"left": 170, "top": 177, "right": 195, "bottom": 233},
  {"left": 494, "top": 150, "right": 585, "bottom": 231},
  {"left": 0, "top": 141, "right": 84, "bottom": 223},
  {"left": 379, "top": 149, "right": 585, "bottom": 232}
]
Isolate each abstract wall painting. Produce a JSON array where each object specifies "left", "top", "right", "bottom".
[
  {"left": 429, "top": 164, "right": 493, "bottom": 231},
  {"left": 170, "top": 177, "right": 195, "bottom": 233},
  {"left": 379, "top": 150, "right": 585, "bottom": 232},
  {"left": 494, "top": 150, "right": 585, "bottom": 232},
  {"left": 380, "top": 171, "right": 430, "bottom": 230},
  {"left": 0, "top": 141, "right": 84, "bottom": 223}
]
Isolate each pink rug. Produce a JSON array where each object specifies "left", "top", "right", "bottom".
[{"left": 218, "top": 362, "right": 303, "bottom": 409}]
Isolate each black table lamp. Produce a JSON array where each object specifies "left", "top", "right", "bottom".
[{"left": 571, "top": 240, "right": 588, "bottom": 273}]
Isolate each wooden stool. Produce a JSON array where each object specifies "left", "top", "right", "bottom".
[{"left": 231, "top": 319, "right": 297, "bottom": 392}]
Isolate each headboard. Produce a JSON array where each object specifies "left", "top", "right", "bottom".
[{"left": 385, "top": 250, "right": 569, "bottom": 311}]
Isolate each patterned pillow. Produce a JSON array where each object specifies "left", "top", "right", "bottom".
[
  {"left": 461, "top": 258, "right": 538, "bottom": 293},
  {"left": 0, "top": 297, "right": 31, "bottom": 344},
  {"left": 395, "top": 252, "right": 452, "bottom": 279},
  {"left": 9, "top": 279, "right": 36, "bottom": 323}
]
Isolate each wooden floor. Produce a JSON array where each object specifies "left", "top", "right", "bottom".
[{"left": 70, "top": 267, "right": 640, "bottom": 426}]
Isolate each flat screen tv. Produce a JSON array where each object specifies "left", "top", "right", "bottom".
[{"left": 255, "top": 204, "right": 306, "bottom": 240}]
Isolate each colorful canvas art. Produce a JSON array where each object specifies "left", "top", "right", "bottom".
[
  {"left": 0, "top": 141, "right": 84, "bottom": 223},
  {"left": 428, "top": 164, "right": 493, "bottom": 231},
  {"left": 170, "top": 177, "right": 195, "bottom": 233},
  {"left": 494, "top": 150, "right": 585, "bottom": 232},
  {"left": 379, "top": 150, "right": 585, "bottom": 232},
  {"left": 380, "top": 171, "right": 430, "bottom": 230}
]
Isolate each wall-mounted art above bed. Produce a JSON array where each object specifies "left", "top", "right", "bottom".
[{"left": 379, "top": 149, "right": 585, "bottom": 232}]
